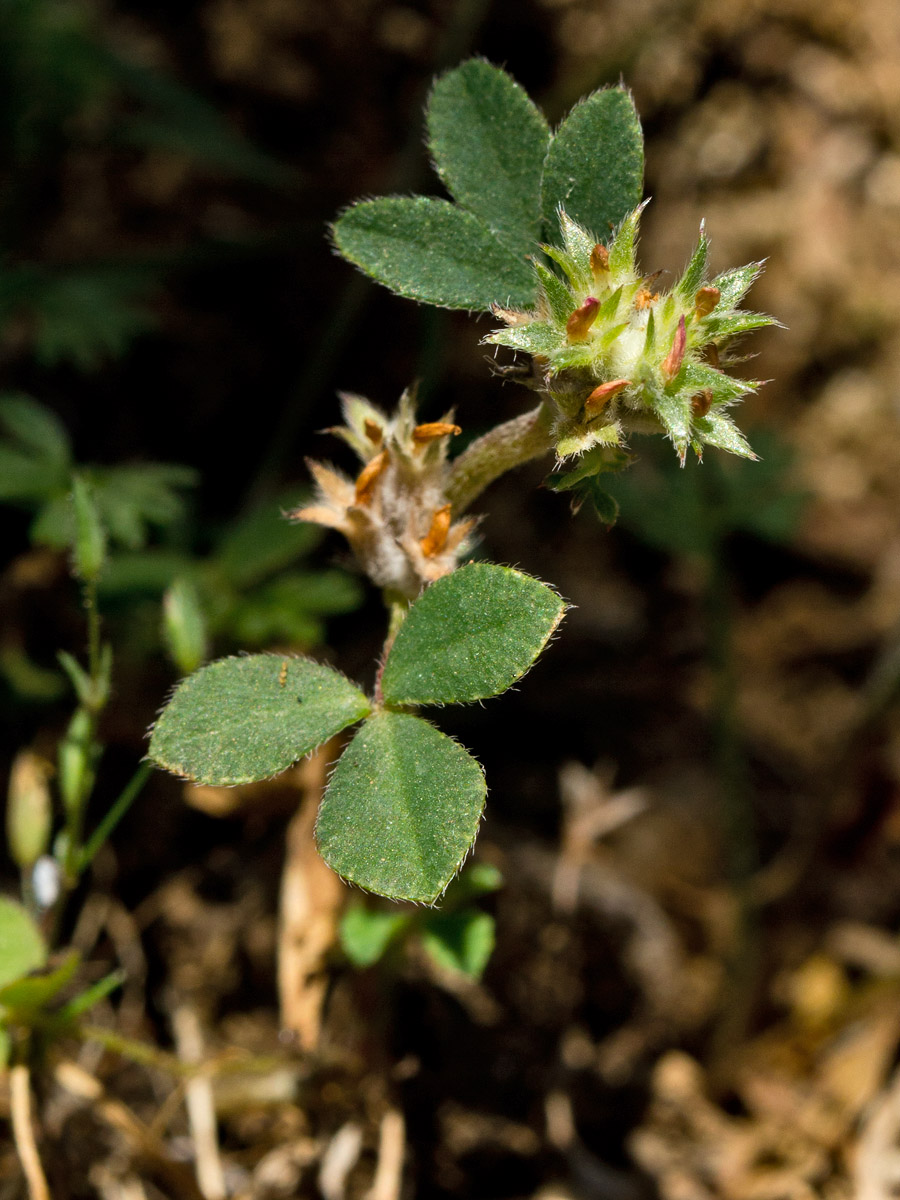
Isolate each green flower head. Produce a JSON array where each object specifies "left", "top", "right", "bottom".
[{"left": 485, "top": 203, "right": 777, "bottom": 467}]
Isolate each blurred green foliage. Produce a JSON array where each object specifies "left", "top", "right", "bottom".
[
  {"left": 0, "top": 393, "right": 197, "bottom": 552},
  {"left": 339, "top": 862, "right": 503, "bottom": 980},
  {"left": 0, "top": 393, "right": 363, "bottom": 697},
  {"left": 0, "top": 0, "right": 288, "bottom": 372},
  {"left": 605, "top": 431, "right": 807, "bottom": 560}
]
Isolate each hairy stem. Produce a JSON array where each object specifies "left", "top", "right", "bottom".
[
  {"left": 84, "top": 579, "right": 101, "bottom": 698},
  {"left": 446, "top": 402, "right": 555, "bottom": 514},
  {"left": 374, "top": 591, "right": 412, "bottom": 707}
]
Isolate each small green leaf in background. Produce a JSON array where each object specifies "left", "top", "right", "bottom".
[
  {"left": 332, "top": 196, "right": 536, "bottom": 311},
  {"left": 0, "top": 949, "right": 79, "bottom": 1015},
  {"left": 421, "top": 910, "right": 495, "bottom": 980},
  {"left": 381, "top": 563, "right": 565, "bottom": 706},
  {"left": 162, "top": 577, "right": 208, "bottom": 675},
  {"left": 445, "top": 860, "right": 503, "bottom": 902},
  {"left": 22, "top": 267, "right": 157, "bottom": 372},
  {"left": 30, "top": 462, "right": 198, "bottom": 553},
  {"left": 215, "top": 493, "right": 323, "bottom": 589},
  {"left": 0, "top": 392, "right": 72, "bottom": 502},
  {"left": 427, "top": 58, "right": 550, "bottom": 260},
  {"left": 149, "top": 655, "right": 370, "bottom": 786},
  {"left": 541, "top": 87, "right": 644, "bottom": 241},
  {"left": 0, "top": 898, "right": 47, "bottom": 990},
  {"left": 226, "top": 571, "right": 363, "bottom": 648},
  {"left": 340, "top": 907, "right": 412, "bottom": 968},
  {"left": 606, "top": 432, "right": 806, "bottom": 559},
  {"left": 316, "top": 711, "right": 486, "bottom": 903}
]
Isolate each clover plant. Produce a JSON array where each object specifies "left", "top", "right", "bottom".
[{"left": 149, "top": 58, "right": 775, "bottom": 905}]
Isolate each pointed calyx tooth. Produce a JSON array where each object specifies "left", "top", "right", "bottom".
[
  {"left": 491, "top": 302, "right": 530, "bottom": 328},
  {"left": 566, "top": 296, "right": 600, "bottom": 343},
  {"left": 584, "top": 379, "right": 630, "bottom": 418},
  {"left": 420, "top": 504, "right": 452, "bottom": 558},
  {"left": 661, "top": 315, "right": 687, "bottom": 381},
  {"left": 691, "top": 389, "right": 713, "bottom": 418},
  {"left": 364, "top": 419, "right": 383, "bottom": 445},
  {"left": 694, "top": 286, "right": 721, "bottom": 317},
  {"left": 354, "top": 450, "right": 388, "bottom": 505},
  {"left": 411, "top": 421, "right": 462, "bottom": 444},
  {"left": 590, "top": 243, "right": 610, "bottom": 281},
  {"left": 305, "top": 459, "right": 353, "bottom": 506}
]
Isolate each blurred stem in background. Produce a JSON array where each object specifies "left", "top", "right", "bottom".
[{"left": 607, "top": 435, "right": 807, "bottom": 1048}]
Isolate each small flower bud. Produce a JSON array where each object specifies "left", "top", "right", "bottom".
[
  {"left": 163, "top": 577, "right": 208, "bottom": 675},
  {"left": 71, "top": 475, "right": 106, "bottom": 583},
  {"left": 661, "top": 315, "right": 687, "bottom": 381},
  {"left": 590, "top": 243, "right": 610, "bottom": 282},
  {"left": 6, "top": 751, "right": 53, "bottom": 870},
  {"left": 691, "top": 389, "right": 713, "bottom": 418},
  {"left": 566, "top": 297, "right": 600, "bottom": 343},
  {"left": 420, "top": 504, "right": 452, "bottom": 558},
  {"left": 58, "top": 708, "right": 96, "bottom": 818},
  {"left": 412, "top": 422, "right": 462, "bottom": 444},
  {"left": 584, "top": 379, "right": 630, "bottom": 419},
  {"left": 694, "top": 286, "right": 721, "bottom": 317}
]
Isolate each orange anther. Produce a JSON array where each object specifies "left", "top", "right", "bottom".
[
  {"left": 590, "top": 244, "right": 610, "bottom": 280},
  {"left": 354, "top": 450, "right": 388, "bottom": 505},
  {"left": 695, "top": 286, "right": 721, "bottom": 318},
  {"left": 566, "top": 297, "right": 600, "bottom": 342},
  {"left": 420, "top": 504, "right": 452, "bottom": 558},
  {"left": 634, "top": 288, "right": 659, "bottom": 311},
  {"left": 411, "top": 421, "right": 462, "bottom": 443},
  {"left": 363, "top": 419, "right": 383, "bottom": 445},
  {"left": 584, "top": 378, "right": 630, "bottom": 419},
  {"left": 691, "top": 389, "right": 713, "bottom": 418}
]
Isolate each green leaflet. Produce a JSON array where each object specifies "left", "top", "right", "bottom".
[
  {"left": 149, "top": 654, "right": 370, "bottom": 786},
  {"left": 316, "top": 711, "right": 486, "bottom": 904},
  {"left": 380, "top": 563, "right": 565, "bottom": 706},
  {"left": 427, "top": 58, "right": 549, "bottom": 259},
  {"left": 542, "top": 88, "right": 643, "bottom": 243},
  {"left": 332, "top": 196, "right": 535, "bottom": 311},
  {"left": 0, "top": 898, "right": 46, "bottom": 990}
]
